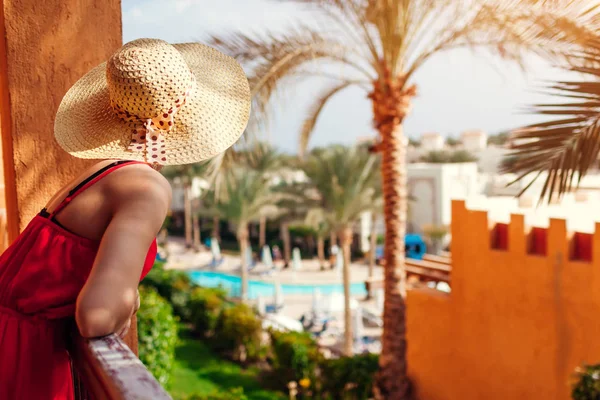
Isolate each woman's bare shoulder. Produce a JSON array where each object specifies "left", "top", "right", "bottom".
[{"left": 103, "top": 164, "right": 172, "bottom": 212}]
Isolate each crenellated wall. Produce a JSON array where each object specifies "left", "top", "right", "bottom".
[{"left": 407, "top": 200, "right": 600, "bottom": 400}]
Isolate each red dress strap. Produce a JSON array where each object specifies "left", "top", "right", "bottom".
[{"left": 49, "top": 160, "right": 147, "bottom": 218}]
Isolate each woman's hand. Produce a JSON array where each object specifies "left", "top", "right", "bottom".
[{"left": 116, "top": 289, "right": 140, "bottom": 339}]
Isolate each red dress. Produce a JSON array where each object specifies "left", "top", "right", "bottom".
[{"left": 0, "top": 160, "right": 157, "bottom": 400}]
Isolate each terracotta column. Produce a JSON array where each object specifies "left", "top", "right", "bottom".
[{"left": 0, "top": 0, "right": 122, "bottom": 240}]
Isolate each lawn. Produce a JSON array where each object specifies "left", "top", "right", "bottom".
[{"left": 170, "top": 326, "right": 286, "bottom": 400}]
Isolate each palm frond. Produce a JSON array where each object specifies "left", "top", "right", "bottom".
[
  {"left": 504, "top": 48, "right": 600, "bottom": 202},
  {"left": 209, "top": 26, "right": 375, "bottom": 131},
  {"left": 406, "top": 0, "right": 600, "bottom": 80},
  {"left": 298, "top": 80, "right": 359, "bottom": 157},
  {"left": 271, "top": 0, "right": 382, "bottom": 68},
  {"left": 301, "top": 145, "right": 379, "bottom": 230}
]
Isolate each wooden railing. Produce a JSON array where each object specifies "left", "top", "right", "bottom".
[
  {"left": 367, "top": 254, "right": 451, "bottom": 292},
  {"left": 68, "top": 319, "right": 171, "bottom": 400}
]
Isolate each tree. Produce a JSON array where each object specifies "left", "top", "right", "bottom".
[
  {"left": 210, "top": 2, "right": 594, "bottom": 396},
  {"left": 302, "top": 146, "right": 379, "bottom": 356},
  {"left": 488, "top": 131, "right": 510, "bottom": 146},
  {"left": 304, "top": 208, "right": 331, "bottom": 270},
  {"left": 162, "top": 163, "right": 208, "bottom": 248},
  {"left": 445, "top": 136, "right": 460, "bottom": 147},
  {"left": 504, "top": 35, "right": 600, "bottom": 202},
  {"left": 235, "top": 142, "right": 283, "bottom": 249},
  {"left": 420, "top": 149, "right": 478, "bottom": 163},
  {"left": 272, "top": 180, "right": 317, "bottom": 267},
  {"left": 408, "top": 137, "right": 421, "bottom": 147},
  {"left": 209, "top": 168, "right": 275, "bottom": 301}
]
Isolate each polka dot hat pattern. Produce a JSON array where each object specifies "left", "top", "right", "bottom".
[{"left": 54, "top": 38, "right": 251, "bottom": 166}]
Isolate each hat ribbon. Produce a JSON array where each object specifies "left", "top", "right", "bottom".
[{"left": 111, "top": 74, "right": 195, "bottom": 165}]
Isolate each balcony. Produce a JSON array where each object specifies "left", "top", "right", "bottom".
[{"left": 68, "top": 319, "right": 171, "bottom": 400}]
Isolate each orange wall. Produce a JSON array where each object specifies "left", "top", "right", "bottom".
[
  {"left": 407, "top": 200, "right": 600, "bottom": 400},
  {"left": 0, "top": 0, "right": 122, "bottom": 238}
]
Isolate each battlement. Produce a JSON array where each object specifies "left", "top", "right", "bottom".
[
  {"left": 406, "top": 200, "right": 600, "bottom": 400},
  {"left": 452, "top": 199, "right": 598, "bottom": 263}
]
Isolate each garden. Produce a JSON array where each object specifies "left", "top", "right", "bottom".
[{"left": 137, "top": 262, "right": 379, "bottom": 400}]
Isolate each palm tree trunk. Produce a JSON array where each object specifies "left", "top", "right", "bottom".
[
  {"left": 329, "top": 232, "right": 337, "bottom": 269},
  {"left": 306, "top": 235, "right": 315, "bottom": 258},
  {"left": 317, "top": 235, "right": 325, "bottom": 270},
  {"left": 259, "top": 215, "right": 266, "bottom": 249},
  {"left": 281, "top": 221, "right": 291, "bottom": 268},
  {"left": 238, "top": 225, "right": 249, "bottom": 302},
  {"left": 184, "top": 184, "right": 193, "bottom": 248},
  {"left": 371, "top": 71, "right": 412, "bottom": 399},
  {"left": 192, "top": 199, "right": 201, "bottom": 251},
  {"left": 212, "top": 215, "right": 220, "bottom": 241},
  {"left": 340, "top": 227, "right": 353, "bottom": 356},
  {"left": 368, "top": 212, "right": 378, "bottom": 299}
]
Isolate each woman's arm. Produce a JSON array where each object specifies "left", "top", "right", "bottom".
[{"left": 75, "top": 168, "right": 171, "bottom": 338}]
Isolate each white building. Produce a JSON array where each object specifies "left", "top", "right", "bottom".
[
  {"left": 469, "top": 172, "right": 600, "bottom": 233},
  {"left": 460, "top": 130, "right": 488, "bottom": 152},
  {"left": 421, "top": 132, "right": 445, "bottom": 151},
  {"left": 407, "top": 162, "right": 480, "bottom": 231},
  {"left": 359, "top": 162, "right": 480, "bottom": 252}
]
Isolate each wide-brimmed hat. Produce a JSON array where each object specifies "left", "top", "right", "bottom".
[{"left": 54, "top": 38, "right": 251, "bottom": 165}]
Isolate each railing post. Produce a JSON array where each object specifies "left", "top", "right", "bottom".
[{"left": 122, "top": 315, "right": 138, "bottom": 356}]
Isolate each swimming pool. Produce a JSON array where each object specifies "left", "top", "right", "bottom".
[{"left": 188, "top": 270, "right": 367, "bottom": 299}]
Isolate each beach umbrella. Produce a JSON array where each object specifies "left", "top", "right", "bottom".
[
  {"left": 245, "top": 246, "right": 253, "bottom": 268},
  {"left": 324, "top": 292, "right": 358, "bottom": 314},
  {"left": 312, "top": 288, "right": 322, "bottom": 316},
  {"left": 210, "top": 238, "right": 221, "bottom": 260},
  {"left": 353, "top": 307, "right": 364, "bottom": 342},
  {"left": 256, "top": 295, "right": 266, "bottom": 315},
  {"left": 375, "top": 289, "right": 384, "bottom": 313},
  {"left": 292, "top": 247, "right": 302, "bottom": 271},
  {"left": 335, "top": 248, "right": 344, "bottom": 274},
  {"left": 261, "top": 245, "right": 273, "bottom": 268},
  {"left": 274, "top": 281, "right": 284, "bottom": 308}
]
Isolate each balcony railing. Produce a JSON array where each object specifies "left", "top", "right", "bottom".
[
  {"left": 68, "top": 318, "right": 172, "bottom": 400},
  {"left": 366, "top": 253, "right": 451, "bottom": 292}
]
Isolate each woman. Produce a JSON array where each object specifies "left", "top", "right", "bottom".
[{"left": 0, "top": 38, "right": 250, "bottom": 399}]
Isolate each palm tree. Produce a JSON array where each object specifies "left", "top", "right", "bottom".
[
  {"left": 504, "top": 36, "right": 600, "bottom": 201},
  {"left": 238, "top": 143, "right": 283, "bottom": 248},
  {"left": 304, "top": 207, "right": 332, "bottom": 270},
  {"left": 302, "top": 146, "right": 378, "bottom": 356},
  {"left": 209, "top": 168, "right": 275, "bottom": 301},
  {"left": 272, "top": 180, "right": 317, "bottom": 267},
  {"left": 162, "top": 163, "right": 208, "bottom": 248},
  {"left": 210, "top": 2, "right": 595, "bottom": 396}
]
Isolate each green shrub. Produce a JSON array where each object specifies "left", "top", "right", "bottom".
[
  {"left": 188, "top": 286, "right": 227, "bottom": 337},
  {"left": 143, "top": 262, "right": 195, "bottom": 320},
  {"left": 184, "top": 388, "right": 248, "bottom": 400},
  {"left": 137, "top": 285, "right": 178, "bottom": 388},
  {"left": 572, "top": 364, "right": 600, "bottom": 400},
  {"left": 269, "top": 330, "right": 321, "bottom": 390},
  {"left": 213, "top": 303, "right": 263, "bottom": 362},
  {"left": 320, "top": 354, "right": 379, "bottom": 400}
]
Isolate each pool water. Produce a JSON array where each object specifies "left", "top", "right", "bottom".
[{"left": 188, "top": 270, "right": 367, "bottom": 299}]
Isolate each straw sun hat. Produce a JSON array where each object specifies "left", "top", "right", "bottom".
[{"left": 54, "top": 38, "right": 251, "bottom": 165}]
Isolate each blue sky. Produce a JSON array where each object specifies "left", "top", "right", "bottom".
[{"left": 122, "top": 0, "right": 575, "bottom": 153}]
